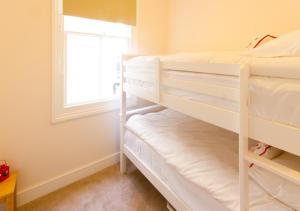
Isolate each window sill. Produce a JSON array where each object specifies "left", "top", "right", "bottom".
[{"left": 52, "top": 97, "right": 136, "bottom": 123}]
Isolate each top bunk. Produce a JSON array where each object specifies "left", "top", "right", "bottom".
[{"left": 121, "top": 51, "right": 300, "bottom": 157}]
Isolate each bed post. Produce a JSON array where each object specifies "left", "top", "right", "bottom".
[
  {"left": 120, "top": 55, "right": 127, "bottom": 174},
  {"left": 239, "top": 64, "right": 250, "bottom": 211}
]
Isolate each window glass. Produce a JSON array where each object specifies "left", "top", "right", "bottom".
[
  {"left": 66, "top": 33, "right": 102, "bottom": 105},
  {"left": 64, "top": 16, "right": 131, "bottom": 106}
]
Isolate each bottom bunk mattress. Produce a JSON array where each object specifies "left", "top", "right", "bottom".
[{"left": 125, "top": 109, "right": 296, "bottom": 211}]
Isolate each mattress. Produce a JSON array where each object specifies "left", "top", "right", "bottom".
[
  {"left": 125, "top": 131, "right": 227, "bottom": 211},
  {"left": 126, "top": 70, "right": 300, "bottom": 128},
  {"left": 125, "top": 109, "right": 294, "bottom": 211},
  {"left": 125, "top": 52, "right": 300, "bottom": 79}
]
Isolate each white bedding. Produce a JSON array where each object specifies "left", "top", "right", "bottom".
[
  {"left": 125, "top": 52, "right": 300, "bottom": 79},
  {"left": 126, "top": 109, "right": 294, "bottom": 211},
  {"left": 125, "top": 131, "right": 228, "bottom": 211},
  {"left": 126, "top": 70, "right": 300, "bottom": 128}
]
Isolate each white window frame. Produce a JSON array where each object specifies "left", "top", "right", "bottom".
[{"left": 52, "top": 0, "right": 134, "bottom": 123}]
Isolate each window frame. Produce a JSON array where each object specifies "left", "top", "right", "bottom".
[{"left": 52, "top": 0, "right": 134, "bottom": 123}]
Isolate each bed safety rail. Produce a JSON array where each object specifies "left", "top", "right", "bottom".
[
  {"left": 245, "top": 151, "right": 300, "bottom": 186},
  {"left": 161, "top": 77, "right": 239, "bottom": 102},
  {"left": 162, "top": 62, "right": 240, "bottom": 76}
]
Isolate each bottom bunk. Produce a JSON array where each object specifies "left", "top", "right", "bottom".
[{"left": 124, "top": 108, "right": 300, "bottom": 211}]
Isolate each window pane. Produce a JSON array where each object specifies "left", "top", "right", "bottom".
[
  {"left": 64, "top": 16, "right": 131, "bottom": 107},
  {"left": 66, "top": 33, "right": 102, "bottom": 105}
]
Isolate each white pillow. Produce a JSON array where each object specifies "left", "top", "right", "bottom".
[{"left": 245, "top": 29, "right": 300, "bottom": 57}]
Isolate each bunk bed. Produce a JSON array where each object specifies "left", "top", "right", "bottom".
[{"left": 119, "top": 32, "right": 300, "bottom": 211}]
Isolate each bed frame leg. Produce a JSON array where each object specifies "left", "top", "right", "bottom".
[
  {"left": 120, "top": 106, "right": 127, "bottom": 174},
  {"left": 120, "top": 89, "right": 127, "bottom": 174},
  {"left": 120, "top": 55, "right": 127, "bottom": 174},
  {"left": 120, "top": 152, "right": 127, "bottom": 174}
]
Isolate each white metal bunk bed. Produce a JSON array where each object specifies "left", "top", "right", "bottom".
[{"left": 119, "top": 53, "right": 300, "bottom": 211}]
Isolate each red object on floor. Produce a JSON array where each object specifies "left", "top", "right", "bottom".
[{"left": 0, "top": 160, "right": 10, "bottom": 182}]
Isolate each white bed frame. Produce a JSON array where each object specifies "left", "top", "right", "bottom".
[{"left": 120, "top": 55, "right": 300, "bottom": 211}]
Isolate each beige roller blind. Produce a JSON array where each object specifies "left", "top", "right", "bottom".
[{"left": 63, "top": 0, "right": 136, "bottom": 26}]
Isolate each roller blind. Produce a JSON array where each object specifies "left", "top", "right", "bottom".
[{"left": 63, "top": 0, "right": 136, "bottom": 26}]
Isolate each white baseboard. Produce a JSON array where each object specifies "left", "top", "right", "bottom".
[{"left": 17, "top": 153, "right": 120, "bottom": 206}]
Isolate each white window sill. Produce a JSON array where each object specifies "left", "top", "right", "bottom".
[{"left": 52, "top": 96, "right": 136, "bottom": 123}]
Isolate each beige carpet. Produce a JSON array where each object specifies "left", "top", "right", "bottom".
[{"left": 18, "top": 163, "right": 168, "bottom": 211}]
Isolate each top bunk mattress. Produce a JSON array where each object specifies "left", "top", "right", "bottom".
[
  {"left": 126, "top": 109, "right": 299, "bottom": 211},
  {"left": 125, "top": 52, "right": 300, "bottom": 79}
]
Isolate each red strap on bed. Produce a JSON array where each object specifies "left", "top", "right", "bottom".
[
  {"left": 249, "top": 145, "right": 271, "bottom": 168},
  {"left": 253, "top": 35, "right": 277, "bottom": 48}
]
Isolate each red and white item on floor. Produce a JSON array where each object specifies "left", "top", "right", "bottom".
[{"left": 0, "top": 160, "right": 10, "bottom": 182}]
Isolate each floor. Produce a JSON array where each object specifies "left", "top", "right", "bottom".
[{"left": 18, "top": 163, "right": 168, "bottom": 211}]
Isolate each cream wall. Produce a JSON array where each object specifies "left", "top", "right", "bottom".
[
  {"left": 167, "top": 0, "right": 300, "bottom": 52},
  {"left": 132, "top": 0, "right": 169, "bottom": 54},
  {"left": 0, "top": 0, "right": 168, "bottom": 206}
]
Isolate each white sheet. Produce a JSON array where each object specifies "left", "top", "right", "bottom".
[
  {"left": 125, "top": 53, "right": 300, "bottom": 79},
  {"left": 249, "top": 77, "right": 300, "bottom": 128},
  {"left": 126, "top": 71, "right": 300, "bottom": 128},
  {"left": 126, "top": 109, "right": 293, "bottom": 211},
  {"left": 165, "top": 73, "right": 300, "bottom": 128},
  {"left": 125, "top": 131, "right": 228, "bottom": 211}
]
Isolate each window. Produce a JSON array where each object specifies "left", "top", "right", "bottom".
[
  {"left": 53, "top": 2, "right": 133, "bottom": 122},
  {"left": 64, "top": 16, "right": 130, "bottom": 106}
]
